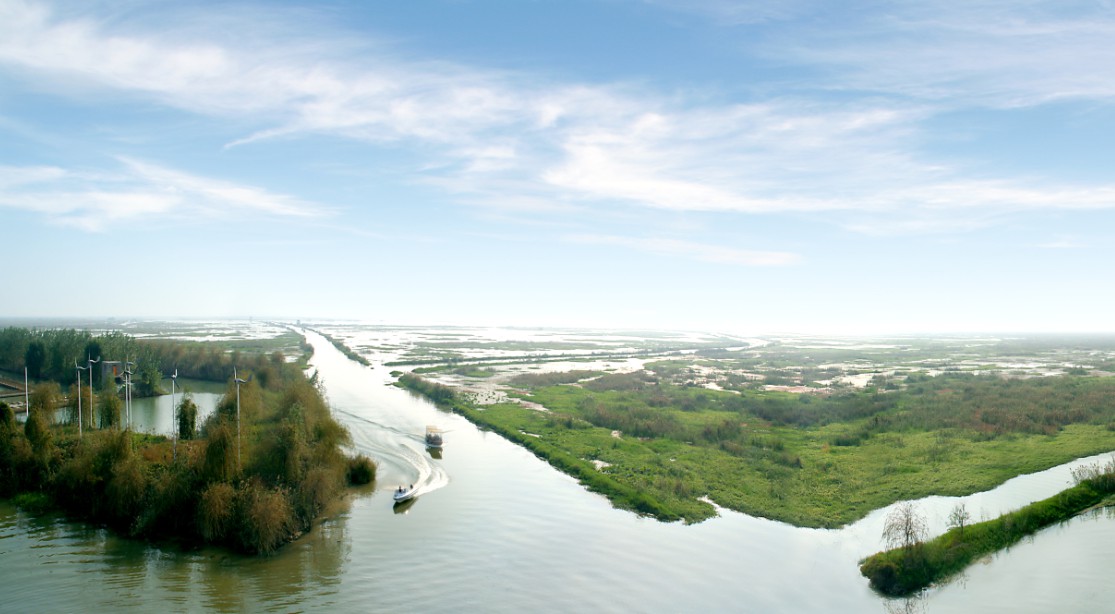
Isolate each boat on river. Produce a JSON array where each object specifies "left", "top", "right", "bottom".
[
  {"left": 425, "top": 425, "right": 444, "bottom": 449},
  {"left": 392, "top": 496, "right": 417, "bottom": 514},
  {"left": 393, "top": 484, "right": 417, "bottom": 503}
]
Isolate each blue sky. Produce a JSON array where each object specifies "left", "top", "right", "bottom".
[{"left": 2, "top": 0, "right": 1114, "bottom": 334}]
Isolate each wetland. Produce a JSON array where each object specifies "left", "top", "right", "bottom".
[{"left": 4, "top": 321, "right": 1115, "bottom": 612}]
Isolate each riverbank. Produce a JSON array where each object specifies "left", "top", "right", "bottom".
[
  {"left": 860, "top": 460, "right": 1115, "bottom": 596},
  {"left": 303, "top": 327, "right": 371, "bottom": 366}
]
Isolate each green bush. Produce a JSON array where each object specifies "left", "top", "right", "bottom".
[
  {"left": 22, "top": 411, "right": 57, "bottom": 483},
  {"left": 177, "top": 397, "right": 198, "bottom": 440},
  {"left": 98, "top": 387, "right": 122, "bottom": 430},
  {"left": 346, "top": 454, "right": 376, "bottom": 485},
  {"left": 0, "top": 401, "right": 14, "bottom": 429},
  {"left": 105, "top": 456, "right": 148, "bottom": 530},
  {"left": 137, "top": 462, "right": 198, "bottom": 537},
  {"left": 52, "top": 440, "right": 99, "bottom": 515}
]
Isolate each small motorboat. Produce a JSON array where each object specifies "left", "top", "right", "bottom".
[
  {"left": 425, "top": 425, "right": 444, "bottom": 449},
  {"left": 393, "top": 484, "right": 417, "bottom": 503}
]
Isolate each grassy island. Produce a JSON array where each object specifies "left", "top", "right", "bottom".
[
  {"left": 0, "top": 327, "right": 375, "bottom": 555},
  {"left": 860, "top": 459, "right": 1115, "bottom": 596}
]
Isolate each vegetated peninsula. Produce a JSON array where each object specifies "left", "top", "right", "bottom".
[
  {"left": 860, "top": 458, "right": 1115, "bottom": 596},
  {"left": 0, "top": 326, "right": 375, "bottom": 554},
  {"left": 391, "top": 334, "right": 1115, "bottom": 528}
]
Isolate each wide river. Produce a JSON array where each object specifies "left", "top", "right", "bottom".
[{"left": 3, "top": 329, "right": 1114, "bottom": 613}]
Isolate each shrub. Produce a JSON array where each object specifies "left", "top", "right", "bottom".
[
  {"left": 0, "top": 401, "right": 13, "bottom": 429},
  {"left": 0, "top": 427, "right": 34, "bottom": 495},
  {"left": 293, "top": 465, "right": 342, "bottom": 530},
  {"left": 105, "top": 456, "right": 148, "bottom": 531},
  {"left": 23, "top": 411, "right": 56, "bottom": 482},
  {"left": 202, "top": 420, "right": 238, "bottom": 483},
  {"left": 52, "top": 441, "right": 99, "bottom": 515},
  {"left": 346, "top": 454, "right": 376, "bottom": 485},
  {"left": 98, "top": 386, "right": 122, "bottom": 430},
  {"left": 137, "top": 463, "right": 198, "bottom": 537},
  {"left": 178, "top": 397, "right": 198, "bottom": 440},
  {"left": 198, "top": 482, "right": 236, "bottom": 541},
  {"left": 235, "top": 479, "right": 295, "bottom": 555},
  {"left": 29, "top": 382, "right": 63, "bottom": 421}
]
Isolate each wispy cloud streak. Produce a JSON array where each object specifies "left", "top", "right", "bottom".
[{"left": 0, "top": 159, "right": 326, "bottom": 232}]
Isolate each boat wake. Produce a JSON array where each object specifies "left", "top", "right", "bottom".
[{"left": 334, "top": 407, "right": 449, "bottom": 499}]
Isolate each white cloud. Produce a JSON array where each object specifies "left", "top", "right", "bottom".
[
  {"left": 0, "top": 158, "right": 327, "bottom": 232},
  {"left": 774, "top": 1, "right": 1115, "bottom": 107},
  {"left": 4, "top": 0, "right": 1115, "bottom": 239},
  {"left": 0, "top": 164, "right": 67, "bottom": 189},
  {"left": 569, "top": 234, "right": 801, "bottom": 266}
]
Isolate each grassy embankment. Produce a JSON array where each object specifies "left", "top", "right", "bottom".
[
  {"left": 0, "top": 332, "right": 375, "bottom": 555},
  {"left": 396, "top": 372, "right": 680, "bottom": 519},
  {"left": 399, "top": 368, "right": 1115, "bottom": 528},
  {"left": 860, "top": 459, "right": 1115, "bottom": 596},
  {"left": 303, "top": 327, "right": 370, "bottom": 366}
]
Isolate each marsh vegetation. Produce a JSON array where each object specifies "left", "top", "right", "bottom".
[
  {"left": 395, "top": 334, "right": 1115, "bottom": 527},
  {"left": 0, "top": 326, "right": 373, "bottom": 554}
]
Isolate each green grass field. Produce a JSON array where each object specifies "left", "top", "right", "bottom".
[{"left": 403, "top": 369, "right": 1115, "bottom": 528}]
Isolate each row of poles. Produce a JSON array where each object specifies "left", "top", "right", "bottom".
[{"left": 22, "top": 359, "right": 248, "bottom": 470}]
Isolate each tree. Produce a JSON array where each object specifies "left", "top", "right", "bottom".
[
  {"left": 98, "top": 385, "right": 122, "bottom": 430},
  {"left": 882, "top": 502, "right": 928, "bottom": 552},
  {"left": 67, "top": 383, "right": 80, "bottom": 426},
  {"left": 178, "top": 396, "right": 198, "bottom": 440},
  {"left": 23, "top": 410, "right": 56, "bottom": 481},
  {"left": 135, "top": 360, "right": 163, "bottom": 397},
  {"left": 25, "top": 341, "right": 46, "bottom": 379},
  {"left": 947, "top": 502, "right": 970, "bottom": 536},
  {"left": 29, "top": 382, "right": 63, "bottom": 424}
]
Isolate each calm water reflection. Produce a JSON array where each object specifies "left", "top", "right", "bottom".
[{"left": 4, "top": 328, "right": 1115, "bottom": 613}]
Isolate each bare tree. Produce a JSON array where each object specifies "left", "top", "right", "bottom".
[
  {"left": 883, "top": 502, "right": 928, "bottom": 551},
  {"left": 947, "top": 502, "right": 970, "bottom": 536}
]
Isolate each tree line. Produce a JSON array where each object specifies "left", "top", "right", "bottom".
[{"left": 0, "top": 327, "right": 307, "bottom": 400}]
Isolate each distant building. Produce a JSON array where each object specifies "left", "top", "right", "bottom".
[{"left": 101, "top": 361, "right": 124, "bottom": 383}]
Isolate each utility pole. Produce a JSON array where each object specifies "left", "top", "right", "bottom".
[
  {"left": 234, "top": 367, "right": 247, "bottom": 472},
  {"left": 171, "top": 369, "right": 178, "bottom": 462},
  {"left": 123, "top": 360, "right": 136, "bottom": 429},
  {"left": 88, "top": 356, "right": 100, "bottom": 428},
  {"left": 76, "top": 361, "right": 87, "bottom": 438}
]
